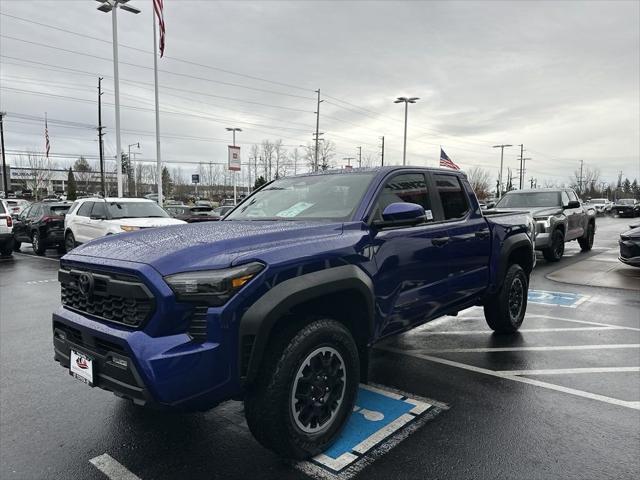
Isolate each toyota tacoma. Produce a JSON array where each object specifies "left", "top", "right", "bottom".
[{"left": 53, "top": 167, "right": 535, "bottom": 458}]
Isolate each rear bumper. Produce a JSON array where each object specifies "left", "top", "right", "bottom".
[
  {"left": 45, "top": 228, "right": 64, "bottom": 244},
  {"left": 52, "top": 306, "right": 237, "bottom": 411}
]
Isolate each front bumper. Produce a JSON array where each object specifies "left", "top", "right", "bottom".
[
  {"left": 53, "top": 307, "right": 235, "bottom": 410},
  {"left": 619, "top": 239, "right": 640, "bottom": 267},
  {"left": 534, "top": 231, "right": 551, "bottom": 250}
]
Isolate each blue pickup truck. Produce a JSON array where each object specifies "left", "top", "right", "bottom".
[{"left": 53, "top": 167, "right": 535, "bottom": 458}]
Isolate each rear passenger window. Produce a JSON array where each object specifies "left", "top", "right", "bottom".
[
  {"left": 76, "top": 202, "right": 93, "bottom": 217},
  {"left": 434, "top": 174, "right": 469, "bottom": 220},
  {"left": 91, "top": 202, "right": 107, "bottom": 218},
  {"left": 373, "top": 173, "right": 430, "bottom": 221}
]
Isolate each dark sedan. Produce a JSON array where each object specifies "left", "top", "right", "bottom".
[
  {"left": 613, "top": 199, "right": 640, "bottom": 217},
  {"left": 619, "top": 225, "right": 640, "bottom": 267},
  {"left": 12, "top": 201, "right": 71, "bottom": 254},
  {"left": 166, "top": 205, "right": 218, "bottom": 222}
]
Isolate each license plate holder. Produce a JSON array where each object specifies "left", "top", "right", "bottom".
[{"left": 69, "top": 349, "right": 94, "bottom": 386}]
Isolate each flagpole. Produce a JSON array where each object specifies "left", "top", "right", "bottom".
[{"left": 153, "top": 8, "right": 162, "bottom": 205}]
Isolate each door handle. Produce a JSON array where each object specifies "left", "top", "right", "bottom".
[
  {"left": 475, "top": 230, "right": 490, "bottom": 239},
  {"left": 432, "top": 237, "right": 450, "bottom": 247}
]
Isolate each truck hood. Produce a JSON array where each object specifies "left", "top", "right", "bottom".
[
  {"left": 107, "top": 217, "right": 186, "bottom": 228},
  {"left": 67, "top": 220, "right": 343, "bottom": 275},
  {"left": 492, "top": 207, "right": 563, "bottom": 217}
]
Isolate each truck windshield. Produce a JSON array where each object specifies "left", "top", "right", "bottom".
[
  {"left": 225, "top": 172, "right": 376, "bottom": 221},
  {"left": 496, "top": 192, "right": 560, "bottom": 208},
  {"left": 107, "top": 201, "right": 169, "bottom": 219}
]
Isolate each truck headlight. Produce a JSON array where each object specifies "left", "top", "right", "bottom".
[
  {"left": 121, "top": 225, "right": 141, "bottom": 232},
  {"left": 535, "top": 216, "right": 553, "bottom": 229},
  {"left": 165, "top": 262, "right": 264, "bottom": 305}
]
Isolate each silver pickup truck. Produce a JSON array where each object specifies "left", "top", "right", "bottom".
[{"left": 492, "top": 188, "right": 596, "bottom": 261}]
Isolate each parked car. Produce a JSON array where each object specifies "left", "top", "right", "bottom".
[
  {"left": 11, "top": 201, "right": 71, "bottom": 254},
  {"left": 195, "top": 200, "right": 214, "bottom": 208},
  {"left": 4, "top": 199, "right": 30, "bottom": 217},
  {"left": 211, "top": 205, "right": 234, "bottom": 219},
  {"left": 166, "top": 205, "right": 218, "bottom": 222},
  {"left": 618, "top": 225, "right": 640, "bottom": 267},
  {"left": 64, "top": 197, "right": 186, "bottom": 251},
  {"left": 53, "top": 166, "right": 535, "bottom": 459},
  {"left": 492, "top": 188, "right": 596, "bottom": 262},
  {"left": 0, "top": 200, "right": 15, "bottom": 256},
  {"left": 588, "top": 198, "right": 613, "bottom": 215},
  {"left": 613, "top": 198, "right": 640, "bottom": 217}
]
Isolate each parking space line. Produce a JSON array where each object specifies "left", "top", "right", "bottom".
[
  {"left": 14, "top": 252, "right": 60, "bottom": 262},
  {"left": 530, "top": 314, "right": 640, "bottom": 332},
  {"left": 89, "top": 454, "right": 141, "bottom": 480},
  {"left": 426, "top": 344, "right": 640, "bottom": 353},
  {"left": 457, "top": 315, "right": 640, "bottom": 332},
  {"left": 378, "top": 346, "right": 640, "bottom": 411},
  {"left": 420, "top": 327, "right": 622, "bottom": 335},
  {"left": 496, "top": 367, "right": 640, "bottom": 375}
]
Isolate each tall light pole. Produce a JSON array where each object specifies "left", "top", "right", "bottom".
[
  {"left": 394, "top": 96, "right": 419, "bottom": 165},
  {"left": 492, "top": 144, "right": 512, "bottom": 197},
  {"left": 97, "top": 0, "right": 141, "bottom": 198},
  {"left": 226, "top": 127, "right": 242, "bottom": 204}
]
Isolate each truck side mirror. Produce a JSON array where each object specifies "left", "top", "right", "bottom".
[
  {"left": 566, "top": 200, "right": 581, "bottom": 209},
  {"left": 373, "top": 202, "right": 426, "bottom": 228}
]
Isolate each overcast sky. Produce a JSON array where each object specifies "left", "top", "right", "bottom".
[{"left": 1, "top": 0, "right": 638, "bottom": 187}]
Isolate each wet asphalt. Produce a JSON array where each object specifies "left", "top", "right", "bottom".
[{"left": 1, "top": 215, "right": 639, "bottom": 480}]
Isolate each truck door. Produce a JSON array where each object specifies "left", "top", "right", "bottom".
[
  {"left": 368, "top": 172, "right": 451, "bottom": 337},
  {"left": 430, "top": 173, "right": 491, "bottom": 308},
  {"left": 565, "top": 189, "right": 584, "bottom": 240}
]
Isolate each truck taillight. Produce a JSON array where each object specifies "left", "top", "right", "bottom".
[
  {"left": 5, "top": 216, "right": 12, "bottom": 227},
  {"left": 43, "top": 216, "right": 61, "bottom": 223}
]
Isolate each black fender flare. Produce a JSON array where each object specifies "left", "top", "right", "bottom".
[
  {"left": 238, "top": 264, "right": 375, "bottom": 384},
  {"left": 493, "top": 232, "right": 534, "bottom": 292}
]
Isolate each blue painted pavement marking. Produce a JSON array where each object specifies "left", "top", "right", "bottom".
[
  {"left": 305, "top": 384, "right": 436, "bottom": 475},
  {"left": 528, "top": 289, "right": 589, "bottom": 308}
]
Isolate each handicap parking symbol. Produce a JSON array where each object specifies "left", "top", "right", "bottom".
[
  {"left": 303, "top": 384, "right": 438, "bottom": 476},
  {"left": 528, "top": 289, "right": 588, "bottom": 308}
]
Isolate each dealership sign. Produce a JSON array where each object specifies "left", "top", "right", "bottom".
[{"left": 228, "top": 145, "right": 241, "bottom": 171}]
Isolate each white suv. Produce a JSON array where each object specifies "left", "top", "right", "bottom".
[
  {"left": 64, "top": 197, "right": 185, "bottom": 252},
  {"left": 0, "top": 200, "right": 15, "bottom": 256}
]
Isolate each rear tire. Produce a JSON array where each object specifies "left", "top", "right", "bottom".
[
  {"left": 64, "top": 231, "right": 76, "bottom": 253},
  {"left": 578, "top": 222, "right": 595, "bottom": 252},
  {"left": 244, "top": 318, "right": 360, "bottom": 459},
  {"left": 32, "top": 231, "right": 46, "bottom": 255},
  {"left": 542, "top": 229, "right": 564, "bottom": 262},
  {"left": 484, "top": 263, "right": 528, "bottom": 334}
]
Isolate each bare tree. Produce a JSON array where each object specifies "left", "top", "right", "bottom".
[
  {"left": 465, "top": 166, "right": 492, "bottom": 201},
  {"left": 250, "top": 144, "right": 260, "bottom": 185},
  {"left": 22, "top": 152, "right": 55, "bottom": 199},
  {"left": 569, "top": 167, "right": 600, "bottom": 196},
  {"left": 304, "top": 140, "right": 336, "bottom": 171},
  {"left": 289, "top": 148, "right": 302, "bottom": 175},
  {"left": 261, "top": 140, "right": 275, "bottom": 181},
  {"left": 274, "top": 139, "right": 286, "bottom": 179}
]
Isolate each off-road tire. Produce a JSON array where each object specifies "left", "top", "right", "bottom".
[
  {"left": 32, "top": 231, "right": 46, "bottom": 255},
  {"left": 484, "top": 263, "right": 528, "bottom": 334},
  {"left": 64, "top": 231, "right": 76, "bottom": 253},
  {"left": 0, "top": 239, "right": 13, "bottom": 257},
  {"left": 244, "top": 318, "right": 360, "bottom": 459},
  {"left": 542, "top": 229, "right": 564, "bottom": 262},
  {"left": 578, "top": 222, "right": 595, "bottom": 252}
]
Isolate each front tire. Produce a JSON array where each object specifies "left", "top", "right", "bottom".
[
  {"left": 32, "top": 231, "right": 46, "bottom": 255},
  {"left": 244, "top": 318, "right": 360, "bottom": 459},
  {"left": 542, "top": 229, "right": 564, "bottom": 262},
  {"left": 64, "top": 231, "right": 76, "bottom": 253},
  {"left": 484, "top": 263, "right": 528, "bottom": 334},
  {"left": 578, "top": 222, "right": 595, "bottom": 252}
]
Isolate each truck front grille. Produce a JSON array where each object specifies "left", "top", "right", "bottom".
[{"left": 59, "top": 267, "right": 155, "bottom": 328}]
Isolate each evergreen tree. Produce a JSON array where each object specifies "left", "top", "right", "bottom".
[
  {"left": 161, "top": 166, "right": 172, "bottom": 196},
  {"left": 254, "top": 176, "right": 267, "bottom": 189},
  {"left": 67, "top": 168, "right": 77, "bottom": 201},
  {"left": 623, "top": 178, "right": 631, "bottom": 194}
]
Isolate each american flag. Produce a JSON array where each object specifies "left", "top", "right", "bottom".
[
  {"left": 439, "top": 148, "right": 459, "bottom": 170},
  {"left": 153, "top": 0, "right": 166, "bottom": 57},
  {"left": 44, "top": 114, "right": 50, "bottom": 158}
]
